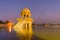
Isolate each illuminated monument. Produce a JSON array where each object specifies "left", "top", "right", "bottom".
[{"left": 14, "top": 8, "right": 33, "bottom": 40}]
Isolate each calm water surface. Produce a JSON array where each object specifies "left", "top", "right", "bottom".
[{"left": 0, "top": 26, "right": 60, "bottom": 40}]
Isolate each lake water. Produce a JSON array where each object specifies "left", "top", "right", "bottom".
[
  {"left": 0, "top": 26, "right": 60, "bottom": 40},
  {"left": 33, "top": 26, "right": 60, "bottom": 40}
]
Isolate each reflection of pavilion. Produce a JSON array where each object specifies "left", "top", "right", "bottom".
[{"left": 14, "top": 8, "right": 33, "bottom": 40}]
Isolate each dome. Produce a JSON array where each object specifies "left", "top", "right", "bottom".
[
  {"left": 21, "top": 8, "right": 30, "bottom": 13},
  {"left": 20, "top": 8, "right": 31, "bottom": 17}
]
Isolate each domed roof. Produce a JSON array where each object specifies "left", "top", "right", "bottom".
[
  {"left": 21, "top": 8, "right": 30, "bottom": 13},
  {"left": 20, "top": 8, "right": 31, "bottom": 17}
]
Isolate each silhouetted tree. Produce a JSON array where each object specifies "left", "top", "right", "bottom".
[
  {"left": 0, "top": 20, "right": 5, "bottom": 24},
  {"left": 5, "top": 20, "right": 10, "bottom": 24}
]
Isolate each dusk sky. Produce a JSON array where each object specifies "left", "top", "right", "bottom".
[{"left": 0, "top": 0, "right": 60, "bottom": 24}]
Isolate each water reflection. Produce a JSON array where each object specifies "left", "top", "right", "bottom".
[
  {"left": 1, "top": 25, "right": 60, "bottom": 40},
  {"left": 0, "top": 27, "right": 46, "bottom": 40},
  {"left": 0, "top": 26, "right": 60, "bottom": 40}
]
